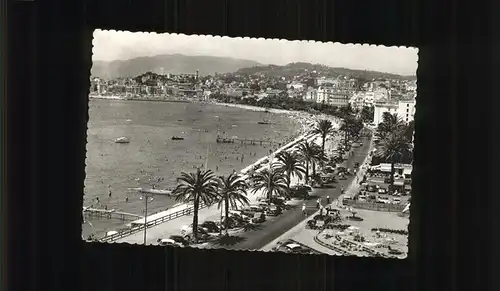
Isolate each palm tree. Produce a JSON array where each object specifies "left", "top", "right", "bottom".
[
  {"left": 376, "top": 112, "right": 407, "bottom": 140},
  {"left": 250, "top": 168, "right": 288, "bottom": 201},
  {"left": 275, "top": 151, "right": 306, "bottom": 194},
  {"left": 216, "top": 173, "right": 250, "bottom": 235},
  {"left": 313, "top": 119, "right": 336, "bottom": 152},
  {"left": 374, "top": 132, "right": 413, "bottom": 185},
  {"left": 297, "top": 140, "right": 325, "bottom": 184},
  {"left": 172, "top": 168, "right": 219, "bottom": 242}
]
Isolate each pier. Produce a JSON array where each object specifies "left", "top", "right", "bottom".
[
  {"left": 216, "top": 136, "right": 283, "bottom": 147},
  {"left": 83, "top": 207, "right": 143, "bottom": 221}
]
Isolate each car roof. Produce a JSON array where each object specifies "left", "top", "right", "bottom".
[
  {"left": 161, "top": 239, "right": 176, "bottom": 243},
  {"left": 286, "top": 243, "right": 302, "bottom": 249}
]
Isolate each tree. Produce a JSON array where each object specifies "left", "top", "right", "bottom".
[
  {"left": 376, "top": 112, "right": 406, "bottom": 140},
  {"left": 360, "top": 106, "right": 375, "bottom": 123},
  {"left": 339, "top": 115, "right": 362, "bottom": 148},
  {"left": 216, "top": 173, "right": 250, "bottom": 235},
  {"left": 250, "top": 168, "right": 288, "bottom": 201},
  {"left": 275, "top": 151, "right": 306, "bottom": 194},
  {"left": 172, "top": 168, "right": 219, "bottom": 242},
  {"left": 297, "top": 140, "right": 325, "bottom": 184},
  {"left": 313, "top": 119, "right": 337, "bottom": 152},
  {"left": 374, "top": 132, "right": 413, "bottom": 185}
]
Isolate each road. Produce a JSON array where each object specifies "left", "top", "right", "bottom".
[{"left": 210, "top": 133, "right": 373, "bottom": 251}]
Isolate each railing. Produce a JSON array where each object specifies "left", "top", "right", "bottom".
[
  {"left": 98, "top": 201, "right": 209, "bottom": 243},
  {"left": 343, "top": 200, "right": 406, "bottom": 212}
]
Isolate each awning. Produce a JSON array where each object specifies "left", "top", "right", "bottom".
[
  {"left": 394, "top": 180, "right": 405, "bottom": 186},
  {"left": 403, "top": 168, "right": 412, "bottom": 176},
  {"left": 380, "top": 164, "right": 392, "bottom": 172}
]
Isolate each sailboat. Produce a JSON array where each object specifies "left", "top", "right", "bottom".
[{"left": 257, "top": 111, "right": 271, "bottom": 125}]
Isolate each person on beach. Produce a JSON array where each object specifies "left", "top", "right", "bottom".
[{"left": 108, "top": 190, "right": 112, "bottom": 198}]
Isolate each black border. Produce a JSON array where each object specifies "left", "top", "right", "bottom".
[{"left": 7, "top": 0, "right": 492, "bottom": 291}]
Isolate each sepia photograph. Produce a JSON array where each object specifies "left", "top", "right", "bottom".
[{"left": 83, "top": 30, "right": 418, "bottom": 258}]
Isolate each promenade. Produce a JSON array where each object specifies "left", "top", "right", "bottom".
[{"left": 114, "top": 130, "right": 327, "bottom": 245}]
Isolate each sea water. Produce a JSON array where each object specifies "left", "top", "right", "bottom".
[{"left": 83, "top": 99, "right": 302, "bottom": 237}]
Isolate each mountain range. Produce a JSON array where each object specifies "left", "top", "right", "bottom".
[
  {"left": 236, "top": 62, "right": 417, "bottom": 81},
  {"left": 91, "top": 54, "right": 416, "bottom": 81},
  {"left": 91, "top": 54, "right": 262, "bottom": 79}
]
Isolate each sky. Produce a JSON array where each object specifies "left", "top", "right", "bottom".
[{"left": 92, "top": 29, "right": 418, "bottom": 76}]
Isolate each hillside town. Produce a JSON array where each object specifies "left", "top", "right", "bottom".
[{"left": 89, "top": 66, "right": 417, "bottom": 126}]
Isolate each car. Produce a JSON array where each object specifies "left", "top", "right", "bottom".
[
  {"left": 277, "top": 243, "right": 312, "bottom": 254},
  {"left": 378, "top": 188, "right": 387, "bottom": 194},
  {"left": 157, "top": 238, "right": 180, "bottom": 247},
  {"left": 168, "top": 235, "right": 189, "bottom": 246},
  {"left": 392, "top": 198, "right": 402, "bottom": 204},
  {"left": 250, "top": 204, "right": 267, "bottom": 212},
  {"left": 251, "top": 212, "right": 266, "bottom": 223},
  {"left": 367, "top": 185, "right": 378, "bottom": 192},
  {"left": 199, "top": 221, "right": 220, "bottom": 233},
  {"left": 272, "top": 239, "right": 296, "bottom": 251},
  {"left": 180, "top": 225, "right": 209, "bottom": 240},
  {"left": 353, "top": 162, "right": 360, "bottom": 168},
  {"left": 220, "top": 216, "right": 241, "bottom": 229},
  {"left": 266, "top": 205, "right": 282, "bottom": 216}
]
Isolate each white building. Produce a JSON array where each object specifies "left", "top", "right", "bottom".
[
  {"left": 397, "top": 99, "right": 417, "bottom": 123},
  {"left": 304, "top": 88, "right": 318, "bottom": 102},
  {"left": 287, "top": 82, "right": 306, "bottom": 90},
  {"left": 317, "top": 87, "right": 350, "bottom": 107},
  {"left": 373, "top": 97, "right": 416, "bottom": 126}
]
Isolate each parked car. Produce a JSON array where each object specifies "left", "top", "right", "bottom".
[
  {"left": 180, "top": 226, "right": 209, "bottom": 241},
  {"left": 266, "top": 205, "right": 282, "bottom": 216},
  {"left": 199, "top": 221, "right": 220, "bottom": 233},
  {"left": 378, "top": 188, "right": 387, "bottom": 194},
  {"left": 392, "top": 198, "right": 402, "bottom": 204},
  {"left": 220, "top": 216, "right": 241, "bottom": 229},
  {"left": 157, "top": 238, "right": 180, "bottom": 247},
  {"left": 251, "top": 212, "right": 266, "bottom": 223},
  {"left": 276, "top": 243, "right": 312, "bottom": 254},
  {"left": 367, "top": 185, "right": 378, "bottom": 192},
  {"left": 272, "top": 239, "right": 296, "bottom": 251},
  {"left": 167, "top": 235, "right": 189, "bottom": 246}
]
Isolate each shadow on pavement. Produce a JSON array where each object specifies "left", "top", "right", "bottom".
[
  {"left": 241, "top": 223, "right": 264, "bottom": 232},
  {"left": 214, "top": 235, "right": 247, "bottom": 246}
]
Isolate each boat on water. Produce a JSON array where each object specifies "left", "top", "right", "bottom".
[
  {"left": 258, "top": 111, "right": 271, "bottom": 125},
  {"left": 171, "top": 136, "right": 184, "bottom": 140},
  {"left": 114, "top": 137, "right": 130, "bottom": 143}
]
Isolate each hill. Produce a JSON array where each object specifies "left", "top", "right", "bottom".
[
  {"left": 236, "top": 62, "right": 416, "bottom": 80},
  {"left": 91, "top": 54, "right": 263, "bottom": 79}
]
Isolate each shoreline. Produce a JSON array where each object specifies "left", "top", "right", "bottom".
[
  {"left": 84, "top": 99, "right": 340, "bottom": 237},
  {"left": 89, "top": 95, "right": 192, "bottom": 103}
]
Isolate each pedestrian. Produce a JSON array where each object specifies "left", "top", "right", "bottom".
[
  {"left": 327, "top": 196, "right": 330, "bottom": 204},
  {"left": 108, "top": 190, "right": 112, "bottom": 198},
  {"left": 302, "top": 204, "right": 306, "bottom": 216},
  {"left": 125, "top": 197, "right": 129, "bottom": 203},
  {"left": 341, "top": 185, "right": 344, "bottom": 193}
]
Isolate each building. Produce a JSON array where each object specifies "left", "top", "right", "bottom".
[
  {"left": 317, "top": 87, "right": 350, "bottom": 107},
  {"left": 373, "top": 100, "right": 399, "bottom": 126},
  {"left": 373, "top": 96, "right": 416, "bottom": 125},
  {"left": 397, "top": 99, "right": 417, "bottom": 123},
  {"left": 304, "top": 88, "right": 318, "bottom": 102},
  {"left": 287, "top": 82, "right": 306, "bottom": 91}
]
